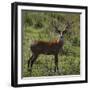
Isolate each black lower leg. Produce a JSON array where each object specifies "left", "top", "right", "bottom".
[
  {"left": 28, "top": 60, "right": 30, "bottom": 69},
  {"left": 29, "top": 55, "right": 38, "bottom": 75},
  {"left": 54, "top": 54, "right": 58, "bottom": 72},
  {"left": 28, "top": 56, "right": 33, "bottom": 70}
]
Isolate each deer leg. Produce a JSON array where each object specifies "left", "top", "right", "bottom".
[
  {"left": 28, "top": 55, "right": 33, "bottom": 70},
  {"left": 29, "top": 54, "right": 38, "bottom": 74},
  {"left": 54, "top": 54, "right": 59, "bottom": 72}
]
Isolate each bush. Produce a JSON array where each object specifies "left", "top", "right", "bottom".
[{"left": 72, "top": 36, "right": 80, "bottom": 46}]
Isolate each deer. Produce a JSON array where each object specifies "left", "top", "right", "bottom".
[{"left": 27, "top": 21, "right": 71, "bottom": 75}]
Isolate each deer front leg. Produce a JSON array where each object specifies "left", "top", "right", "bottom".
[{"left": 54, "top": 54, "right": 59, "bottom": 72}]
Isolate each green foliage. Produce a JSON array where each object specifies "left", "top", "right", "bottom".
[
  {"left": 72, "top": 36, "right": 80, "bottom": 46},
  {"left": 22, "top": 11, "right": 80, "bottom": 77}
]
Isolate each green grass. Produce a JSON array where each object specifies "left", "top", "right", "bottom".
[{"left": 22, "top": 27, "right": 80, "bottom": 77}]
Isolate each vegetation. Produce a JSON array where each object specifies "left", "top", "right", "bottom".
[{"left": 22, "top": 11, "right": 80, "bottom": 77}]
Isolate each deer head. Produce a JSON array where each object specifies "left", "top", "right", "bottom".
[{"left": 52, "top": 20, "right": 70, "bottom": 42}]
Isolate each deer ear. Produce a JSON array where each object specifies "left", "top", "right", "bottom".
[
  {"left": 62, "top": 30, "right": 67, "bottom": 34},
  {"left": 53, "top": 27, "right": 61, "bottom": 34},
  {"left": 55, "top": 30, "right": 61, "bottom": 34}
]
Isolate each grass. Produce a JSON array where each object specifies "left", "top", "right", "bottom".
[{"left": 22, "top": 26, "right": 80, "bottom": 77}]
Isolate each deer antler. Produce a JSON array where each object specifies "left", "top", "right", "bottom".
[
  {"left": 62, "top": 21, "right": 72, "bottom": 34},
  {"left": 52, "top": 19, "right": 61, "bottom": 34}
]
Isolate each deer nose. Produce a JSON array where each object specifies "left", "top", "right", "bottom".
[{"left": 61, "top": 36, "right": 63, "bottom": 38}]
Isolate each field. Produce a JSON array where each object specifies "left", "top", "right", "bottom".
[{"left": 22, "top": 11, "right": 80, "bottom": 77}]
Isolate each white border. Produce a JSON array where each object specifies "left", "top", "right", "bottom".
[{"left": 18, "top": 5, "right": 86, "bottom": 84}]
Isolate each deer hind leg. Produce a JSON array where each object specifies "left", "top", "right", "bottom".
[
  {"left": 54, "top": 54, "right": 59, "bottom": 73},
  {"left": 28, "top": 55, "right": 33, "bottom": 70},
  {"left": 28, "top": 54, "right": 38, "bottom": 75}
]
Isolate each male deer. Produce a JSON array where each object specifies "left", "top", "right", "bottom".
[{"left": 28, "top": 22, "right": 70, "bottom": 74}]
